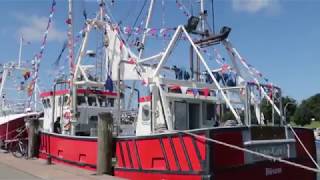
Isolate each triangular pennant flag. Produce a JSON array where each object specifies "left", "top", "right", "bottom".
[
  {"left": 192, "top": 88, "right": 198, "bottom": 96},
  {"left": 203, "top": 88, "right": 209, "bottom": 97},
  {"left": 180, "top": 86, "right": 188, "bottom": 94}
]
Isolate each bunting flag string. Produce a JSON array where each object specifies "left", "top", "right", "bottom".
[
  {"left": 28, "top": 0, "right": 57, "bottom": 98},
  {"left": 54, "top": 40, "right": 67, "bottom": 67},
  {"left": 122, "top": 25, "right": 177, "bottom": 38},
  {"left": 51, "top": 27, "right": 86, "bottom": 77},
  {"left": 239, "top": 57, "right": 270, "bottom": 83},
  {"left": 175, "top": 0, "right": 192, "bottom": 18}
]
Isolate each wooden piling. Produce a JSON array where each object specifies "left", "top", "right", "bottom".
[
  {"left": 27, "top": 116, "right": 39, "bottom": 159},
  {"left": 97, "top": 112, "right": 113, "bottom": 175}
]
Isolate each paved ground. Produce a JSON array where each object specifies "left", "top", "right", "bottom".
[
  {"left": 0, "top": 161, "right": 41, "bottom": 179},
  {"left": 0, "top": 151, "right": 122, "bottom": 180}
]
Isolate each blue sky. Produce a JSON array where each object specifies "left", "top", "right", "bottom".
[{"left": 0, "top": 0, "right": 319, "bottom": 101}]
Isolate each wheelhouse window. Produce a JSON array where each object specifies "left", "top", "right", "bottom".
[
  {"left": 98, "top": 96, "right": 107, "bottom": 107},
  {"left": 77, "top": 96, "right": 86, "bottom": 106},
  {"left": 88, "top": 96, "right": 97, "bottom": 106},
  {"left": 97, "top": 96, "right": 114, "bottom": 107},
  {"left": 58, "top": 96, "right": 62, "bottom": 106},
  {"left": 46, "top": 99, "right": 51, "bottom": 108},
  {"left": 107, "top": 98, "right": 114, "bottom": 107},
  {"left": 63, "top": 95, "right": 69, "bottom": 104},
  {"left": 42, "top": 99, "right": 47, "bottom": 108}
]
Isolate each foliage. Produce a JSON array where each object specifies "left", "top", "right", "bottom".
[
  {"left": 260, "top": 96, "right": 297, "bottom": 123},
  {"left": 293, "top": 93, "right": 320, "bottom": 126},
  {"left": 293, "top": 101, "right": 313, "bottom": 126}
]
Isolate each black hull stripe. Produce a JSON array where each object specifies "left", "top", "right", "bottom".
[
  {"left": 126, "top": 141, "right": 134, "bottom": 168},
  {"left": 191, "top": 135, "right": 203, "bottom": 169},
  {"left": 168, "top": 136, "right": 181, "bottom": 171},
  {"left": 133, "top": 139, "right": 142, "bottom": 170},
  {"left": 119, "top": 141, "right": 126, "bottom": 167},
  {"left": 159, "top": 137, "right": 170, "bottom": 170},
  {"left": 179, "top": 133, "right": 193, "bottom": 171}
]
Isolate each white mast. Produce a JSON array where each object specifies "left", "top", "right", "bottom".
[
  {"left": 0, "top": 66, "right": 8, "bottom": 111},
  {"left": 68, "top": 0, "right": 76, "bottom": 135},
  {"left": 34, "top": 66, "right": 38, "bottom": 111},
  {"left": 138, "top": 0, "right": 155, "bottom": 59},
  {"left": 200, "top": 0, "right": 205, "bottom": 32}
]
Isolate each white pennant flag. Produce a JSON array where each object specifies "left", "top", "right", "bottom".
[{"left": 180, "top": 86, "right": 188, "bottom": 94}]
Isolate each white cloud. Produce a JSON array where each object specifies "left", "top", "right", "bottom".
[
  {"left": 232, "top": 0, "right": 280, "bottom": 14},
  {"left": 15, "top": 14, "right": 65, "bottom": 42}
]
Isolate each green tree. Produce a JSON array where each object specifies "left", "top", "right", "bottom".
[
  {"left": 293, "top": 101, "right": 313, "bottom": 126},
  {"left": 293, "top": 93, "right": 320, "bottom": 126},
  {"left": 261, "top": 96, "right": 297, "bottom": 123}
]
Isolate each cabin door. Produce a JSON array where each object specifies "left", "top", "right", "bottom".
[
  {"left": 189, "top": 103, "right": 200, "bottom": 129},
  {"left": 174, "top": 101, "right": 188, "bottom": 130}
]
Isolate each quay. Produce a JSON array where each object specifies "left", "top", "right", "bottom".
[{"left": 0, "top": 151, "right": 121, "bottom": 180}]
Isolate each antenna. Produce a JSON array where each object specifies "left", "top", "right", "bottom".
[{"left": 18, "top": 36, "right": 23, "bottom": 68}]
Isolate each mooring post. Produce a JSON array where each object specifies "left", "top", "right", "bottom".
[
  {"left": 27, "top": 115, "right": 39, "bottom": 159},
  {"left": 97, "top": 112, "right": 113, "bottom": 175}
]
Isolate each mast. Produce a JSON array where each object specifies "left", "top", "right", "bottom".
[
  {"left": 127, "top": 0, "right": 155, "bottom": 109},
  {"left": 0, "top": 66, "right": 8, "bottom": 111},
  {"left": 100, "top": 0, "right": 105, "bottom": 82},
  {"left": 138, "top": 0, "right": 155, "bottom": 59},
  {"left": 196, "top": 0, "right": 207, "bottom": 81},
  {"left": 200, "top": 0, "right": 205, "bottom": 33},
  {"left": 68, "top": 0, "right": 76, "bottom": 135},
  {"left": 34, "top": 65, "right": 38, "bottom": 111}
]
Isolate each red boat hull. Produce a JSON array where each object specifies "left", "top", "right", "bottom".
[
  {"left": 38, "top": 127, "right": 317, "bottom": 180},
  {"left": 0, "top": 117, "right": 26, "bottom": 142}
]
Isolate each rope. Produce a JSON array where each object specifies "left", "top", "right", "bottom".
[
  {"left": 287, "top": 124, "right": 320, "bottom": 169},
  {"left": 0, "top": 125, "right": 25, "bottom": 140},
  {"left": 182, "top": 131, "right": 320, "bottom": 173},
  {"left": 126, "top": 0, "right": 148, "bottom": 42}
]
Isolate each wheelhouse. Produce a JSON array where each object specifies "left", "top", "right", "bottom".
[{"left": 40, "top": 87, "right": 117, "bottom": 136}]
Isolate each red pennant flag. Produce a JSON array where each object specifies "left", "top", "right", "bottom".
[{"left": 203, "top": 88, "right": 209, "bottom": 97}]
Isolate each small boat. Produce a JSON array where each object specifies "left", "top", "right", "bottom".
[{"left": 0, "top": 62, "right": 40, "bottom": 147}]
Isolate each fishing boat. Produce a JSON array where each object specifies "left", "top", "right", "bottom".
[
  {"left": 0, "top": 61, "right": 40, "bottom": 148},
  {"left": 37, "top": 0, "right": 318, "bottom": 179}
]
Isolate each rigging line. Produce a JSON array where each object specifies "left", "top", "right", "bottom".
[
  {"left": 182, "top": 131, "right": 320, "bottom": 174},
  {"left": 119, "top": 2, "right": 138, "bottom": 25},
  {"left": 161, "top": 0, "right": 166, "bottom": 47},
  {"left": 287, "top": 124, "right": 320, "bottom": 170},
  {"left": 189, "top": 0, "right": 193, "bottom": 16},
  {"left": 53, "top": 40, "right": 68, "bottom": 66},
  {"left": 211, "top": 0, "right": 215, "bottom": 33},
  {"left": 126, "top": 0, "right": 148, "bottom": 42}
]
